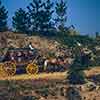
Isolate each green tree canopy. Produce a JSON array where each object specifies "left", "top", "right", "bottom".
[
  {"left": 12, "top": 8, "right": 30, "bottom": 34},
  {"left": 55, "top": 0, "right": 67, "bottom": 32},
  {"left": 0, "top": 1, "right": 8, "bottom": 32},
  {"left": 27, "top": 0, "right": 54, "bottom": 35}
]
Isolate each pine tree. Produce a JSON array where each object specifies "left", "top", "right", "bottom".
[
  {"left": 55, "top": 0, "right": 67, "bottom": 32},
  {"left": 0, "top": 1, "right": 8, "bottom": 32},
  {"left": 67, "top": 47, "right": 87, "bottom": 84},
  {"left": 27, "top": 0, "right": 54, "bottom": 35},
  {"left": 95, "top": 32, "right": 100, "bottom": 38},
  {"left": 40, "top": 0, "right": 54, "bottom": 35},
  {"left": 12, "top": 8, "right": 30, "bottom": 34},
  {"left": 27, "top": 0, "right": 44, "bottom": 33},
  {"left": 67, "top": 56, "right": 86, "bottom": 84}
]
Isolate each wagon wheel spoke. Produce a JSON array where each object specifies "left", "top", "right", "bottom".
[
  {"left": 0, "top": 63, "right": 6, "bottom": 76},
  {"left": 3, "top": 61, "right": 16, "bottom": 76},
  {"left": 26, "top": 63, "right": 38, "bottom": 75}
]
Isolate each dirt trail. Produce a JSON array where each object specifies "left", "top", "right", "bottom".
[
  {"left": 0, "top": 72, "right": 67, "bottom": 81},
  {"left": 84, "top": 66, "right": 100, "bottom": 77},
  {"left": 0, "top": 67, "right": 100, "bottom": 81}
]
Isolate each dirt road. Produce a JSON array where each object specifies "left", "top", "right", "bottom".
[
  {"left": 0, "top": 72, "right": 67, "bottom": 81},
  {"left": 0, "top": 67, "right": 100, "bottom": 81}
]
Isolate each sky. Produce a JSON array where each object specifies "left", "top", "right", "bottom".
[{"left": 1, "top": 0, "right": 100, "bottom": 35}]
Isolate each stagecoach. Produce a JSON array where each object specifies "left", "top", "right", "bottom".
[
  {"left": 0, "top": 46, "right": 41, "bottom": 76},
  {"left": 0, "top": 45, "right": 72, "bottom": 76}
]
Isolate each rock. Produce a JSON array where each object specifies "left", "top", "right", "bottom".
[
  {"left": 66, "top": 86, "right": 82, "bottom": 100},
  {"left": 22, "top": 96, "right": 38, "bottom": 100},
  {"left": 76, "top": 85, "right": 89, "bottom": 92},
  {"left": 86, "top": 82, "right": 97, "bottom": 91},
  {"left": 96, "top": 85, "right": 100, "bottom": 91},
  {"left": 40, "top": 97, "right": 45, "bottom": 100},
  {"left": 0, "top": 33, "right": 7, "bottom": 48},
  {"left": 59, "top": 86, "right": 68, "bottom": 97}
]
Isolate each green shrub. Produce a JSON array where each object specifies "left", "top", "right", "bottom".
[
  {"left": 22, "top": 96, "right": 39, "bottom": 100},
  {"left": 66, "top": 86, "right": 82, "bottom": 100},
  {"left": 35, "top": 87, "right": 49, "bottom": 98},
  {"left": 67, "top": 54, "right": 86, "bottom": 84},
  {"left": 67, "top": 69, "right": 86, "bottom": 84}
]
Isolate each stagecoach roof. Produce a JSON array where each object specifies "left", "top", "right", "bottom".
[{"left": 7, "top": 47, "right": 34, "bottom": 51}]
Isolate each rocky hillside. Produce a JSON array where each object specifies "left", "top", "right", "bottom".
[{"left": 0, "top": 32, "right": 63, "bottom": 56}]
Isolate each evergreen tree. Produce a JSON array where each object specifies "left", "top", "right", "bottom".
[
  {"left": 27, "top": 0, "right": 54, "bottom": 35},
  {"left": 27, "top": 0, "right": 43, "bottom": 33},
  {"left": 67, "top": 45, "right": 90, "bottom": 84},
  {"left": 95, "top": 32, "right": 100, "bottom": 38},
  {"left": 67, "top": 55, "right": 86, "bottom": 84},
  {"left": 0, "top": 1, "right": 8, "bottom": 32},
  {"left": 55, "top": 0, "right": 67, "bottom": 32},
  {"left": 12, "top": 8, "right": 30, "bottom": 34},
  {"left": 41, "top": 0, "right": 54, "bottom": 35}
]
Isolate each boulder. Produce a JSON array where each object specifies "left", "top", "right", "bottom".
[{"left": 66, "top": 86, "right": 82, "bottom": 100}]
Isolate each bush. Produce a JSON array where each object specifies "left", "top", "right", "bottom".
[
  {"left": 22, "top": 96, "right": 39, "bottom": 100},
  {"left": 67, "top": 69, "right": 86, "bottom": 84},
  {"left": 35, "top": 87, "right": 49, "bottom": 98},
  {"left": 66, "top": 86, "right": 82, "bottom": 100}
]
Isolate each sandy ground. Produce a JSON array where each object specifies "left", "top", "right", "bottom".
[
  {"left": 0, "top": 67, "right": 100, "bottom": 100},
  {"left": 84, "top": 66, "right": 100, "bottom": 77},
  {"left": 0, "top": 66, "right": 100, "bottom": 81},
  {"left": 0, "top": 72, "right": 67, "bottom": 81}
]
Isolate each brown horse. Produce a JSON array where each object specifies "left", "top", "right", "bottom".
[{"left": 44, "top": 57, "right": 72, "bottom": 72}]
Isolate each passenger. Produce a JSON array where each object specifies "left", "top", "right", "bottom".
[
  {"left": 17, "top": 51, "right": 22, "bottom": 62},
  {"left": 10, "top": 51, "right": 15, "bottom": 61},
  {"left": 29, "top": 42, "right": 35, "bottom": 51}
]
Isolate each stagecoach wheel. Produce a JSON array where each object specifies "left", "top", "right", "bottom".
[
  {"left": 0, "top": 63, "right": 3, "bottom": 73},
  {"left": 26, "top": 63, "right": 38, "bottom": 75},
  {"left": 0, "top": 63, "right": 6, "bottom": 77},
  {"left": 3, "top": 61, "right": 16, "bottom": 76}
]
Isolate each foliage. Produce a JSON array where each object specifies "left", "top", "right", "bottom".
[
  {"left": 35, "top": 87, "right": 49, "bottom": 98},
  {"left": 12, "top": 8, "right": 30, "bottom": 34},
  {"left": 66, "top": 86, "right": 82, "bottom": 100},
  {"left": 95, "top": 32, "right": 100, "bottom": 38},
  {"left": 0, "top": 0, "right": 8, "bottom": 32},
  {"left": 22, "top": 96, "right": 39, "bottom": 100},
  {"left": 66, "top": 28, "right": 80, "bottom": 36},
  {"left": 67, "top": 69, "right": 86, "bottom": 84},
  {"left": 54, "top": 33, "right": 94, "bottom": 48},
  {"left": 55, "top": 0, "right": 67, "bottom": 32},
  {"left": 47, "top": 51, "right": 56, "bottom": 58},
  {"left": 90, "top": 50, "right": 100, "bottom": 66},
  {"left": 67, "top": 53, "right": 86, "bottom": 84},
  {"left": 27, "top": 0, "right": 54, "bottom": 36}
]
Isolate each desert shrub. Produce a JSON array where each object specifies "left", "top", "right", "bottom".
[
  {"left": 47, "top": 51, "right": 56, "bottom": 58},
  {"left": 35, "top": 87, "right": 49, "bottom": 98},
  {"left": 22, "top": 96, "right": 39, "bottom": 100},
  {"left": 0, "top": 80, "right": 9, "bottom": 86},
  {"left": 66, "top": 86, "right": 82, "bottom": 100},
  {"left": 67, "top": 69, "right": 86, "bottom": 84},
  {"left": 67, "top": 54, "right": 86, "bottom": 84},
  {"left": 92, "top": 57, "right": 100, "bottom": 66},
  {"left": 8, "top": 82, "right": 20, "bottom": 92}
]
